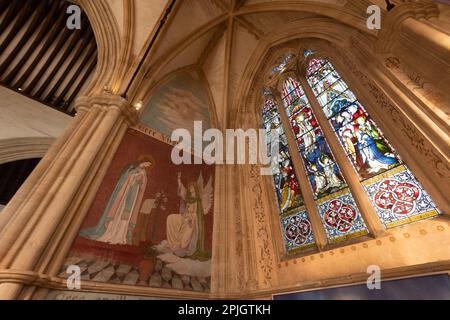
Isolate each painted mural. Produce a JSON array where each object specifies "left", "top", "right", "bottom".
[
  {"left": 61, "top": 128, "right": 215, "bottom": 293},
  {"left": 140, "top": 70, "right": 212, "bottom": 139}
]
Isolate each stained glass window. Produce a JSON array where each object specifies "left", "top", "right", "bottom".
[
  {"left": 272, "top": 54, "right": 294, "bottom": 75},
  {"left": 281, "top": 77, "right": 369, "bottom": 243},
  {"left": 303, "top": 49, "right": 315, "bottom": 58},
  {"left": 262, "top": 90, "right": 316, "bottom": 253},
  {"left": 306, "top": 57, "right": 441, "bottom": 228}
]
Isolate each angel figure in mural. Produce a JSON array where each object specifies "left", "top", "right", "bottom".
[
  {"left": 157, "top": 172, "right": 213, "bottom": 261},
  {"left": 79, "top": 158, "right": 153, "bottom": 245}
]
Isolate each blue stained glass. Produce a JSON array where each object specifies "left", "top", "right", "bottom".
[
  {"left": 296, "top": 128, "right": 324, "bottom": 153},
  {"left": 281, "top": 209, "right": 316, "bottom": 253},
  {"left": 329, "top": 101, "right": 367, "bottom": 131},
  {"left": 306, "top": 56, "right": 441, "bottom": 228},
  {"left": 262, "top": 98, "right": 305, "bottom": 213},
  {"left": 272, "top": 54, "right": 295, "bottom": 74},
  {"left": 262, "top": 94, "right": 316, "bottom": 253},
  {"left": 317, "top": 189, "right": 369, "bottom": 243},
  {"left": 363, "top": 166, "right": 440, "bottom": 228},
  {"left": 279, "top": 76, "right": 368, "bottom": 245},
  {"left": 318, "top": 89, "right": 357, "bottom": 118},
  {"left": 302, "top": 141, "right": 347, "bottom": 199},
  {"left": 304, "top": 49, "right": 315, "bottom": 58}
]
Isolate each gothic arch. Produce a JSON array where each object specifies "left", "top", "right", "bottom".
[
  {"left": 0, "top": 138, "right": 53, "bottom": 165},
  {"left": 76, "top": 0, "right": 123, "bottom": 96},
  {"left": 231, "top": 18, "right": 449, "bottom": 293},
  {"left": 234, "top": 17, "right": 369, "bottom": 128}
]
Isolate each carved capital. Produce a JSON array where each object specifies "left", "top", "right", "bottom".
[
  {"left": 75, "top": 94, "right": 139, "bottom": 125},
  {"left": 376, "top": 0, "right": 440, "bottom": 53}
]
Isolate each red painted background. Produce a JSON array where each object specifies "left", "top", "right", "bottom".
[{"left": 68, "top": 129, "right": 215, "bottom": 265}]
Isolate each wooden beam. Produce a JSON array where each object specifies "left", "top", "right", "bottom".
[
  {"left": 24, "top": 21, "right": 72, "bottom": 95},
  {"left": 53, "top": 43, "right": 97, "bottom": 109},
  {"left": 0, "top": 0, "right": 49, "bottom": 74},
  {"left": 1, "top": 0, "right": 61, "bottom": 84},
  {"left": 66, "top": 54, "right": 98, "bottom": 113},
  {"left": 44, "top": 28, "right": 94, "bottom": 104},
  {"left": 34, "top": 22, "right": 88, "bottom": 98},
  {"left": 13, "top": 3, "right": 67, "bottom": 90},
  {"left": 0, "top": 1, "right": 20, "bottom": 35}
]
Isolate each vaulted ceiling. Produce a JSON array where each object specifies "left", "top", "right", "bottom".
[{"left": 132, "top": 0, "right": 384, "bottom": 130}]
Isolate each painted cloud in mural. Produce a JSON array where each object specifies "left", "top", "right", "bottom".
[{"left": 140, "top": 70, "right": 212, "bottom": 138}]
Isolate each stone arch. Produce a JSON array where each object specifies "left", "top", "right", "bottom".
[
  {"left": 76, "top": 0, "right": 123, "bottom": 96},
  {"left": 0, "top": 138, "right": 53, "bottom": 165},
  {"left": 233, "top": 17, "right": 450, "bottom": 285},
  {"left": 233, "top": 17, "right": 368, "bottom": 128}
]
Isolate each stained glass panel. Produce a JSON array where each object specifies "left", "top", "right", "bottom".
[
  {"left": 281, "top": 209, "right": 316, "bottom": 253},
  {"left": 290, "top": 107, "right": 320, "bottom": 141},
  {"left": 272, "top": 53, "right": 294, "bottom": 75},
  {"left": 306, "top": 58, "right": 327, "bottom": 78},
  {"left": 282, "top": 77, "right": 306, "bottom": 108},
  {"left": 363, "top": 165, "right": 440, "bottom": 228},
  {"left": 303, "top": 146, "right": 347, "bottom": 199},
  {"left": 306, "top": 56, "right": 441, "bottom": 228},
  {"left": 280, "top": 77, "right": 368, "bottom": 243},
  {"left": 303, "top": 49, "right": 315, "bottom": 58},
  {"left": 317, "top": 189, "right": 369, "bottom": 243},
  {"left": 262, "top": 92, "right": 317, "bottom": 252},
  {"left": 282, "top": 78, "right": 347, "bottom": 200}
]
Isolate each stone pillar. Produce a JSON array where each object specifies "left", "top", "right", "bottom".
[
  {"left": 0, "top": 94, "right": 137, "bottom": 300},
  {"left": 377, "top": 0, "right": 450, "bottom": 106}
]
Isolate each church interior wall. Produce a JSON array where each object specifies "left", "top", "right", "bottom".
[
  {"left": 0, "top": 0, "right": 448, "bottom": 300},
  {"left": 58, "top": 128, "right": 216, "bottom": 295}
]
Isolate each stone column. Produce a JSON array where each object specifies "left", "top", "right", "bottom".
[
  {"left": 377, "top": 1, "right": 450, "bottom": 105},
  {"left": 0, "top": 94, "right": 137, "bottom": 300}
]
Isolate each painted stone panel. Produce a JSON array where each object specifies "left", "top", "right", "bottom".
[{"left": 61, "top": 128, "right": 215, "bottom": 292}]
